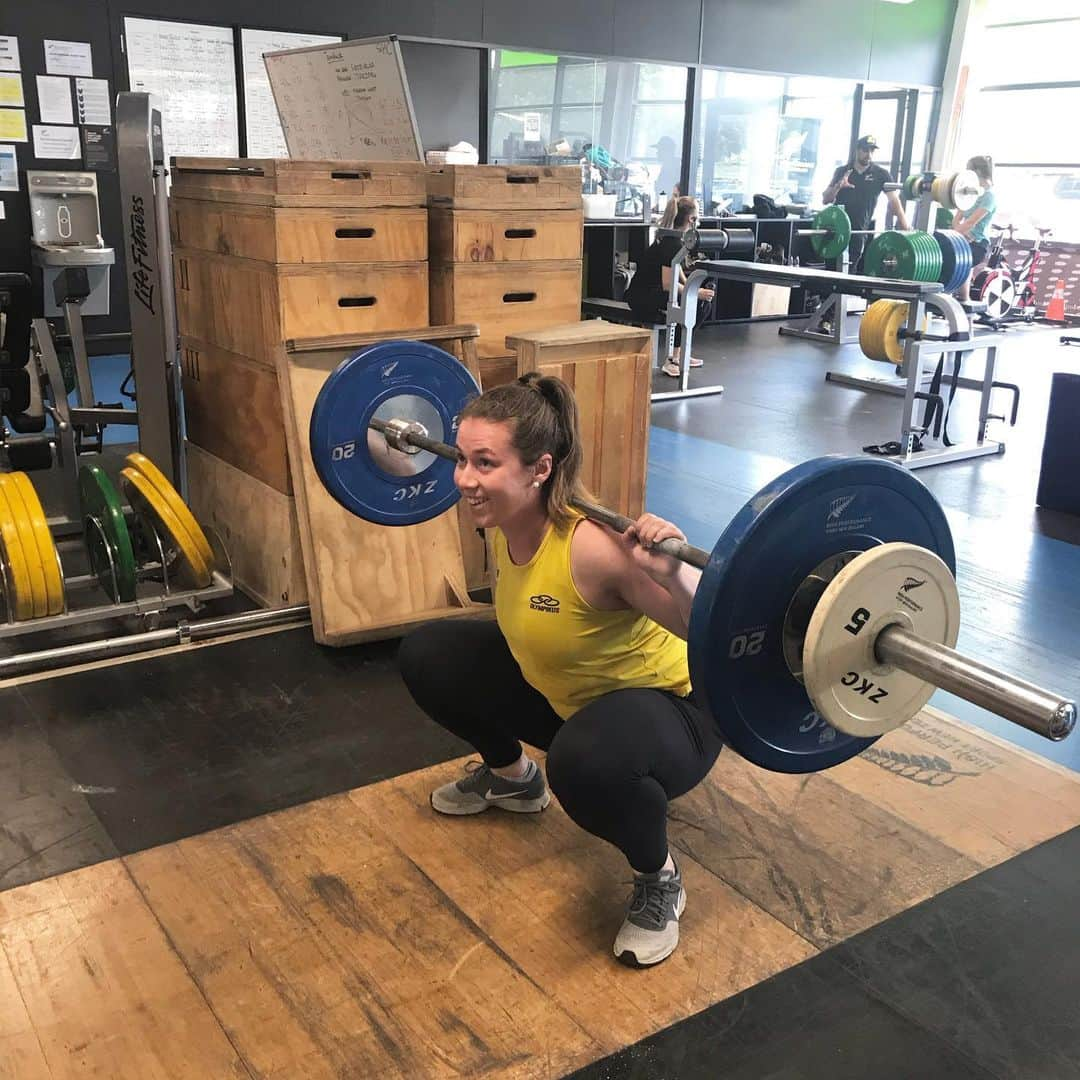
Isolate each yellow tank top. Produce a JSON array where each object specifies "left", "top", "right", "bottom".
[{"left": 492, "top": 517, "right": 692, "bottom": 719}]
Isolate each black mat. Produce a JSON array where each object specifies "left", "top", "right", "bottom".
[
  {"left": 4, "top": 625, "right": 468, "bottom": 875},
  {"left": 571, "top": 826, "right": 1080, "bottom": 1080}
]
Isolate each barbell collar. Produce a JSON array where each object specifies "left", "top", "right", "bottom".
[
  {"left": 370, "top": 419, "right": 711, "bottom": 568},
  {"left": 875, "top": 623, "right": 1077, "bottom": 741}
]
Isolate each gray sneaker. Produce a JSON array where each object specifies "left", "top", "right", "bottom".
[
  {"left": 613, "top": 863, "right": 686, "bottom": 967},
  {"left": 430, "top": 759, "right": 551, "bottom": 816}
]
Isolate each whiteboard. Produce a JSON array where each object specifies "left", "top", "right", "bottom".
[
  {"left": 264, "top": 36, "right": 423, "bottom": 162},
  {"left": 241, "top": 27, "right": 342, "bottom": 158},
  {"left": 124, "top": 17, "right": 239, "bottom": 164}
]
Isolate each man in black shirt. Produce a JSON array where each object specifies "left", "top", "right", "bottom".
[
  {"left": 625, "top": 196, "right": 715, "bottom": 377},
  {"left": 823, "top": 135, "right": 910, "bottom": 271}
]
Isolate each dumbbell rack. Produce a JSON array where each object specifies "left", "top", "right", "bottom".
[{"left": 0, "top": 517, "right": 233, "bottom": 639}]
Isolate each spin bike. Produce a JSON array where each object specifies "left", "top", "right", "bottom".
[{"left": 971, "top": 222, "right": 1053, "bottom": 323}]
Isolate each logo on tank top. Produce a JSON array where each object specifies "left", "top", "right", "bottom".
[{"left": 529, "top": 594, "right": 561, "bottom": 613}]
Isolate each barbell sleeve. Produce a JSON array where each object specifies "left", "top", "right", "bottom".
[
  {"left": 369, "top": 418, "right": 712, "bottom": 567},
  {"left": 875, "top": 624, "right": 1077, "bottom": 741}
]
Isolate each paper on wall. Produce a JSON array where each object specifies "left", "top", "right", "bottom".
[
  {"left": 0, "top": 108, "right": 27, "bottom": 142},
  {"left": 0, "top": 144, "right": 18, "bottom": 190},
  {"left": 32, "top": 123, "right": 80, "bottom": 159},
  {"left": 0, "top": 37, "right": 20, "bottom": 72},
  {"left": 0, "top": 73, "right": 23, "bottom": 108},
  {"left": 36, "top": 75, "right": 73, "bottom": 124},
  {"left": 44, "top": 40, "right": 93, "bottom": 78},
  {"left": 75, "top": 77, "right": 111, "bottom": 124}
]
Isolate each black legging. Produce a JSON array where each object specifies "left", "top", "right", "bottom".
[{"left": 398, "top": 618, "right": 723, "bottom": 873}]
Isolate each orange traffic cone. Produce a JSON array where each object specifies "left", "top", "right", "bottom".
[{"left": 1046, "top": 279, "right": 1067, "bottom": 322}]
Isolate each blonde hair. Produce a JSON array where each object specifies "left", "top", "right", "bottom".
[
  {"left": 459, "top": 372, "right": 590, "bottom": 531},
  {"left": 659, "top": 195, "right": 697, "bottom": 229},
  {"left": 967, "top": 154, "right": 993, "bottom": 185}
]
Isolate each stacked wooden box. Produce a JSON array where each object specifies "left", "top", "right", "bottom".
[
  {"left": 170, "top": 160, "right": 485, "bottom": 643},
  {"left": 427, "top": 165, "right": 583, "bottom": 387},
  {"left": 169, "top": 158, "right": 431, "bottom": 613}
]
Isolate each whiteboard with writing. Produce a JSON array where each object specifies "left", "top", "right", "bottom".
[
  {"left": 264, "top": 36, "right": 423, "bottom": 162},
  {"left": 124, "top": 17, "right": 239, "bottom": 165},
  {"left": 241, "top": 27, "right": 342, "bottom": 158}
]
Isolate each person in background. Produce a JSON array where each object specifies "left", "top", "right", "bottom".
[
  {"left": 951, "top": 155, "right": 996, "bottom": 303},
  {"left": 822, "top": 135, "right": 910, "bottom": 271},
  {"left": 652, "top": 136, "right": 681, "bottom": 207},
  {"left": 626, "top": 196, "right": 715, "bottom": 378}
]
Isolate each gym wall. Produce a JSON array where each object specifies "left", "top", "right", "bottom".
[{"left": 0, "top": 0, "right": 956, "bottom": 337}]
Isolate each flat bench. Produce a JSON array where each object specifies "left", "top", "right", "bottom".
[{"left": 581, "top": 298, "right": 672, "bottom": 366}]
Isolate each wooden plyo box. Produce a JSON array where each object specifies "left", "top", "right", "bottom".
[
  {"left": 428, "top": 209, "right": 583, "bottom": 265},
  {"left": 171, "top": 158, "right": 428, "bottom": 208},
  {"left": 174, "top": 251, "right": 430, "bottom": 362},
  {"left": 426, "top": 164, "right": 582, "bottom": 210},
  {"left": 505, "top": 321, "right": 653, "bottom": 520},
  {"left": 429, "top": 260, "right": 582, "bottom": 359},
  {"left": 276, "top": 327, "right": 490, "bottom": 646},
  {"left": 170, "top": 200, "right": 428, "bottom": 265},
  {"left": 184, "top": 442, "right": 308, "bottom": 608},
  {"left": 180, "top": 338, "right": 292, "bottom": 494}
]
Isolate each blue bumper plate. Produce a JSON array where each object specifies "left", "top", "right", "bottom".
[
  {"left": 688, "top": 456, "right": 955, "bottom": 773},
  {"left": 309, "top": 341, "right": 481, "bottom": 526}
]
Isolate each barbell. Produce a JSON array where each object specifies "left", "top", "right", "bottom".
[{"left": 307, "top": 341, "right": 1076, "bottom": 774}]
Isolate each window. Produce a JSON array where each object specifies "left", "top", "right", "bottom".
[
  {"left": 489, "top": 50, "right": 688, "bottom": 216},
  {"left": 694, "top": 72, "right": 855, "bottom": 213},
  {"left": 955, "top": 12, "right": 1080, "bottom": 238}
]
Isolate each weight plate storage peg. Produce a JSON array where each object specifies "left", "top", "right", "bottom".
[
  {"left": 120, "top": 467, "right": 212, "bottom": 590},
  {"left": 801, "top": 543, "right": 961, "bottom": 738},
  {"left": 80, "top": 465, "right": 139, "bottom": 603},
  {"left": 686, "top": 456, "right": 955, "bottom": 773},
  {"left": 810, "top": 204, "right": 852, "bottom": 261},
  {"left": 0, "top": 481, "right": 35, "bottom": 621},
  {"left": 309, "top": 340, "right": 482, "bottom": 526}
]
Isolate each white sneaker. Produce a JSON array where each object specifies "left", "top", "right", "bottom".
[
  {"left": 613, "top": 862, "right": 686, "bottom": 967},
  {"left": 661, "top": 360, "right": 682, "bottom": 377},
  {"left": 687, "top": 356, "right": 704, "bottom": 368}
]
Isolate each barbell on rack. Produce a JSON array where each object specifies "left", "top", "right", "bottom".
[
  {"left": 798, "top": 168, "right": 981, "bottom": 262},
  {"left": 306, "top": 341, "right": 1076, "bottom": 775}
]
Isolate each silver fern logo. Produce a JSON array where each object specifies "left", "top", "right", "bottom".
[
  {"left": 381, "top": 360, "right": 399, "bottom": 378},
  {"left": 900, "top": 577, "right": 925, "bottom": 593},
  {"left": 827, "top": 495, "right": 856, "bottom": 522}
]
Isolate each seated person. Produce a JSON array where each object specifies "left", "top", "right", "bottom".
[{"left": 625, "top": 197, "right": 715, "bottom": 378}]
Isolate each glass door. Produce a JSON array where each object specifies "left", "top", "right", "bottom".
[{"left": 856, "top": 88, "right": 918, "bottom": 227}]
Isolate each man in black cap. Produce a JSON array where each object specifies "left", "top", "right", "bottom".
[{"left": 822, "top": 135, "right": 909, "bottom": 271}]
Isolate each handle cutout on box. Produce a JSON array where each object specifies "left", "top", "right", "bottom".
[
  {"left": 338, "top": 296, "right": 377, "bottom": 307},
  {"left": 331, "top": 170, "right": 373, "bottom": 180},
  {"left": 335, "top": 228, "right": 375, "bottom": 239},
  {"left": 503, "top": 292, "right": 537, "bottom": 304},
  {"left": 504, "top": 228, "right": 536, "bottom": 239},
  {"left": 506, "top": 175, "right": 539, "bottom": 185}
]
